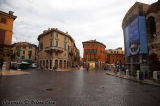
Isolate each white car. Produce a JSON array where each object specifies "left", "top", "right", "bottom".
[{"left": 32, "top": 63, "right": 37, "bottom": 68}]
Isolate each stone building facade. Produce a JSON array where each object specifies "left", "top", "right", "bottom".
[
  {"left": 37, "top": 28, "right": 80, "bottom": 70},
  {"left": 146, "top": 0, "right": 160, "bottom": 71},
  {"left": 0, "top": 11, "right": 16, "bottom": 69},
  {"left": 105, "top": 48, "right": 125, "bottom": 65},
  {"left": 12, "top": 42, "right": 37, "bottom": 63},
  {"left": 122, "top": 2, "right": 149, "bottom": 75},
  {"left": 82, "top": 40, "right": 106, "bottom": 69}
]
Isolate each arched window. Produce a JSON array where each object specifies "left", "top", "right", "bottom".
[{"left": 147, "top": 16, "right": 156, "bottom": 38}]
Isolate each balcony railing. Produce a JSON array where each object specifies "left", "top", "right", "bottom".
[{"left": 45, "top": 46, "right": 64, "bottom": 52}]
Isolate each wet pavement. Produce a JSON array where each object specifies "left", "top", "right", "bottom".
[{"left": 0, "top": 69, "right": 160, "bottom": 106}]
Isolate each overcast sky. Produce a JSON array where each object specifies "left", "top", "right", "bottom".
[{"left": 0, "top": 0, "right": 157, "bottom": 57}]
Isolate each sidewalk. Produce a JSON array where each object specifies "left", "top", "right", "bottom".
[
  {"left": 0, "top": 70, "right": 30, "bottom": 76},
  {"left": 105, "top": 70, "right": 160, "bottom": 87},
  {"left": 52, "top": 67, "right": 80, "bottom": 72}
]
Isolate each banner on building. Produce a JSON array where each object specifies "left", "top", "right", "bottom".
[{"left": 125, "top": 16, "right": 148, "bottom": 56}]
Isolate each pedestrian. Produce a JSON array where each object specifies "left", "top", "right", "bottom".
[
  {"left": 0, "top": 62, "right": 2, "bottom": 70},
  {"left": 54, "top": 66, "right": 57, "bottom": 72}
]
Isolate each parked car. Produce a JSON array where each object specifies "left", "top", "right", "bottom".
[{"left": 32, "top": 63, "right": 37, "bottom": 68}]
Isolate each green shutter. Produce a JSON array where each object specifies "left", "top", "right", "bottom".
[{"left": 56, "top": 41, "right": 58, "bottom": 47}]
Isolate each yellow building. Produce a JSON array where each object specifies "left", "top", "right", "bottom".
[
  {"left": 0, "top": 11, "right": 17, "bottom": 69},
  {"left": 37, "top": 28, "right": 80, "bottom": 71}
]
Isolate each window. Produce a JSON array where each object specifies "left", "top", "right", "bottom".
[
  {"left": 23, "top": 51, "right": 25, "bottom": 54},
  {"left": 90, "top": 55, "right": 92, "bottom": 61},
  {"left": 94, "top": 49, "right": 97, "bottom": 54},
  {"left": 40, "top": 43, "right": 43, "bottom": 50},
  {"left": 94, "top": 55, "right": 96, "bottom": 60},
  {"left": 28, "top": 51, "right": 32, "bottom": 59},
  {"left": 56, "top": 52, "right": 58, "bottom": 56},
  {"left": 89, "top": 49, "right": 92, "bottom": 54},
  {"left": 85, "top": 49, "right": 88, "bottom": 54},
  {"left": 22, "top": 56, "right": 24, "bottom": 59},
  {"left": 1, "top": 18, "right": 7, "bottom": 24},
  {"left": 0, "top": 30, "right": 5, "bottom": 44},
  {"left": 51, "top": 33, "right": 53, "bottom": 38},
  {"left": 29, "top": 46, "right": 32, "bottom": 49},
  {"left": 64, "top": 53, "right": 66, "bottom": 56},
  {"left": 65, "top": 36, "right": 66, "bottom": 40},
  {"left": 56, "top": 33, "right": 58, "bottom": 38},
  {"left": 50, "top": 40, "right": 52, "bottom": 47},
  {"left": 64, "top": 43, "right": 67, "bottom": 50},
  {"left": 85, "top": 55, "right": 88, "bottom": 60},
  {"left": 28, "top": 51, "right": 32, "bottom": 55},
  {"left": 56, "top": 41, "right": 58, "bottom": 47},
  {"left": 147, "top": 16, "right": 157, "bottom": 38}
]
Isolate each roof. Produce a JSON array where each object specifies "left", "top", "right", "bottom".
[
  {"left": 122, "top": 2, "right": 149, "bottom": 27},
  {"left": 146, "top": 0, "right": 160, "bottom": 15},
  {"left": 12, "top": 42, "right": 37, "bottom": 48},
  {"left": 0, "top": 11, "right": 17, "bottom": 20},
  {"left": 82, "top": 40, "right": 106, "bottom": 48},
  {"left": 37, "top": 28, "right": 75, "bottom": 42}
]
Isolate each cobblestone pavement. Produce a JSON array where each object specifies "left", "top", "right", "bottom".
[{"left": 0, "top": 69, "right": 160, "bottom": 106}]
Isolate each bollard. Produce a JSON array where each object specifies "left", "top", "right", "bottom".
[
  {"left": 153, "top": 71, "right": 158, "bottom": 80},
  {"left": 136, "top": 70, "right": 140, "bottom": 80}
]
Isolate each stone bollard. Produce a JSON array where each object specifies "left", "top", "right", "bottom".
[
  {"left": 136, "top": 70, "right": 140, "bottom": 80},
  {"left": 126, "top": 69, "right": 129, "bottom": 77},
  {"left": 153, "top": 71, "right": 158, "bottom": 80},
  {"left": 2, "top": 62, "right": 7, "bottom": 71}
]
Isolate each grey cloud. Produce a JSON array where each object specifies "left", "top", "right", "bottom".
[{"left": 0, "top": 0, "right": 157, "bottom": 57}]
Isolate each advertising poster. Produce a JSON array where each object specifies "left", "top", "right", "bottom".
[
  {"left": 128, "top": 17, "right": 140, "bottom": 55},
  {"left": 125, "top": 16, "right": 148, "bottom": 57}
]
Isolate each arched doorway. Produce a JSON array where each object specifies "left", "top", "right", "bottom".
[
  {"left": 64, "top": 60, "right": 66, "bottom": 68},
  {"left": 55, "top": 60, "right": 58, "bottom": 69},
  {"left": 67, "top": 61, "right": 69, "bottom": 68},
  {"left": 59, "top": 60, "right": 62, "bottom": 69}
]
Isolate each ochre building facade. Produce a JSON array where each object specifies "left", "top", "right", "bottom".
[
  {"left": 12, "top": 42, "right": 37, "bottom": 63},
  {"left": 0, "top": 11, "right": 16, "bottom": 69},
  {"left": 38, "top": 28, "right": 80, "bottom": 71}
]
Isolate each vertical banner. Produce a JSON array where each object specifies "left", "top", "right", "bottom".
[
  {"left": 125, "top": 27, "right": 130, "bottom": 56},
  {"left": 128, "top": 17, "right": 140, "bottom": 56},
  {"left": 125, "top": 16, "right": 148, "bottom": 57},
  {"left": 139, "top": 16, "right": 148, "bottom": 54}
]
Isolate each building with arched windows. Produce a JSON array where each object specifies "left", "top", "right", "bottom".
[
  {"left": 122, "top": 0, "right": 160, "bottom": 76},
  {"left": 146, "top": 0, "right": 160, "bottom": 71},
  {"left": 122, "top": 2, "right": 150, "bottom": 75}
]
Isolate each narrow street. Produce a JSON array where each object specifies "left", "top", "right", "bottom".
[{"left": 0, "top": 69, "right": 160, "bottom": 106}]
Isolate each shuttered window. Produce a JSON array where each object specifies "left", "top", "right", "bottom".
[{"left": 0, "top": 30, "right": 5, "bottom": 44}]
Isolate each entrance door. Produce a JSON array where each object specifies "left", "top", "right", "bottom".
[
  {"left": 55, "top": 60, "right": 58, "bottom": 69},
  {"left": 50, "top": 60, "right": 52, "bottom": 69}
]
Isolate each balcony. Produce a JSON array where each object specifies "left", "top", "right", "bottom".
[{"left": 45, "top": 46, "right": 64, "bottom": 52}]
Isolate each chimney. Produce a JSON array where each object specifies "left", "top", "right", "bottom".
[{"left": 9, "top": 11, "right": 14, "bottom": 15}]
